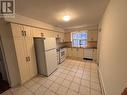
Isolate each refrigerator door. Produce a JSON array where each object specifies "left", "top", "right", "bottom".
[
  {"left": 44, "top": 38, "right": 56, "bottom": 50},
  {"left": 45, "top": 49, "right": 57, "bottom": 76}
]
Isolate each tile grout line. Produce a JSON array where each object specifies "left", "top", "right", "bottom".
[{"left": 6, "top": 60, "right": 101, "bottom": 95}]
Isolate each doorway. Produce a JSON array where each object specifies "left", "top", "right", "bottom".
[{"left": 0, "top": 38, "right": 10, "bottom": 94}]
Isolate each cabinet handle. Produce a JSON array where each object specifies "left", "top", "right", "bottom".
[
  {"left": 21, "top": 31, "right": 24, "bottom": 36},
  {"left": 41, "top": 33, "right": 43, "bottom": 37},
  {"left": 28, "top": 56, "right": 30, "bottom": 61},
  {"left": 26, "top": 57, "right": 28, "bottom": 62},
  {"left": 21, "top": 31, "right": 26, "bottom": 36},
  {"left": 24, "top": 31, "right": 26, "bottom": 36},
  {"left": 26, "top": 56, "right": 30, "bottom": 62}
]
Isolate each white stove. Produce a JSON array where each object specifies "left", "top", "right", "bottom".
[
  {"left": 60, "top": 48, "right": 66, "bottom": 63},
  {"left": 56, "top": 49, "right": 60, "bottom": 64}
]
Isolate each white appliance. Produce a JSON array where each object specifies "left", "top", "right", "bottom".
[
  {"left": 34, "top": 37, "right": 57, "bottom": 76},
  {"left": 60, "top": 48, "right": 66, "bottom": 63},
  {"left": 84, "top": 49, "right": 93, "bottom": 59},
  {"left": 56, "top": 49, "right": 60, "bottom": 64}
]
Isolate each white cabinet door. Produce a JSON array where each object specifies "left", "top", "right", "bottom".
[
  {"left": 64, "top": 48, "right": 67, "bottom": 58},
  {"left": 25, "top": 38, "right": 37, "bottom": 78},
  {"left": 67, "top": 48, "right": 72, "bottom": 57},
  {"left": 23, "top": 26, "right": 33, "bottom": 38},
  {"left": 93, "top": 49, "right": 97, "bottom": 61},
  {"left": 65, "top": 33, "right": 71, "bottom": 42},
  {"left": 66, "top": 48, "right": 69, "bottom": 57},
  {"left": 24, "top": 26, "right": 38, "bottom": 78},
  {"left": 32, "top": 28, "right": 42, "bottom": 37},
  {"left": 11, "top": 24, "right": 38, "bottom": 84},
  {"left": 11, "top": 23, "right": 33, "bottom": 38},
  {"left": 13, "top": 38, "right": 30, "bottom": 84},
  {"left": 77, "top": 48, "right": 84, "bottom": 59},
  {"left": 11, "top": 23, "right": 24, "bottom": 38},
  {"left": 59, "top": 33, "right": 64, "bottom": 42},
  {"left": 72, "top": 48, "right": 77, "bottom": 58}
]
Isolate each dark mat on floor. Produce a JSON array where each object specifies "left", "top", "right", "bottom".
[
  {"left": 0, "top": 80, "right": 10, "bottom": 94},
  {"left": 83, "top": 58, "right": 93, "bottom": 61}
]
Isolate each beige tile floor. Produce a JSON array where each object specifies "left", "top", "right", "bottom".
[{"left": 1, "top": 59, "right": 102, "bottom": 95}]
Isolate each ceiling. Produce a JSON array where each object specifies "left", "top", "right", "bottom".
[{"left": 16, "top": 0, "right": 110, "bottom": 29}]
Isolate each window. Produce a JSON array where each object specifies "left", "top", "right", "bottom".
[{"left": 71, "top": 32, "right": 87, "bottom": 47}]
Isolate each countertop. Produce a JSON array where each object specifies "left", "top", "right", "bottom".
[{"left": 57, "top": 46, "right": 97, "bottom": 50}]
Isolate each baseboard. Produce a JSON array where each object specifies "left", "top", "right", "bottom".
[{"left": 98, "top": 69, "right": 106, "bottom": 95}]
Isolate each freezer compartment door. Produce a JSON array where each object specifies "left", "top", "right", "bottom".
[
  {"left": 44, "top": 38, "right": 56, "bottom": 50},
  {"left": 45, "top": 49, "right": 57, "bottom": 76}
]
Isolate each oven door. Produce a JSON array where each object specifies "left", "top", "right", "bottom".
[{"left": 60, "top": 49, "right": 65, "bottom": 63}]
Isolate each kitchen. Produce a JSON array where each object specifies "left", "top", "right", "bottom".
[
  {"left": 0, "top": 0, "right": 127, "bottom": 95},
  {"left": 0, "top": 14, "right": 100, "bottom": 95},
  {"left": 56, "top": 29, "right": 98, "bottom": 64}
]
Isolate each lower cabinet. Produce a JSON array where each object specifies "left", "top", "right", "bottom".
[
  {"left": 77, "top": 48, "right": 84, "bottom": 59},
  {"left": 14, "top": 37, "right": 37, "bottom": 84},
  {"left": 25, "top": 38, "right": 37, "bottom": 78},
  {"left": 66, "top": 48, "right": 72, "bottom": 57},
  {"left": 84, "top": 49, "right": 93, "bottom": 59},
  {"left": 71, "top": 48, "right": 77, "bottom": 58},
  {"left": 93, "top": 49, "right": 97, "bottom": 61},
  {"left": 66, "top": 48, "right": 97, "bottom": 61},
  {"left": 84, "top": 49, "right": 97, "bottom": 61},
  {"left": 66, "top": 48, "right": 84, "bottom": 60},
  {"left": 13, "top": 37, "right": 30, "bottom": 84}
]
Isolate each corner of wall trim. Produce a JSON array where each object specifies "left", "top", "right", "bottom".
[{"left": 99, "top": 69, "right": 106, "bottom": 95}]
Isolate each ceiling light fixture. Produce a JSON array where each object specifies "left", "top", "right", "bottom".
[{"left": 63, "top": 15, "right": 71, "bottom": 22}]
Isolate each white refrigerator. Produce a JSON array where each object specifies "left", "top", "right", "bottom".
[{"left": 34, "top": 37, "right": 57, "bottom": 76}]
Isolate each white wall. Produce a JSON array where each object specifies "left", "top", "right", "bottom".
[{"left": 99, "top": 0, "right": 127, "bottom": 95}]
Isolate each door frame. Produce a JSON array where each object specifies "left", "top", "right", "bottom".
[{"left": 0, "top": 36, "right": 11, "bottom": 86}]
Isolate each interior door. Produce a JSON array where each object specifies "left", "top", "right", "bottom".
[
  {"left": 13, "top": 37, "right": 30, "bottom": 84},
  {"left": 25, "top": 37, "right": 37, "bottom": 78}
]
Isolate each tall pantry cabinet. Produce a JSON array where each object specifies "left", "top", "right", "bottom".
[{"left": 11, "top": 23, "right": 37, "bottom": 84}]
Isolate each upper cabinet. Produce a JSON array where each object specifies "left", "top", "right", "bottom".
[
  {"left": 32, "top": 28, "right": 43, "bottom": 37},
  {"left": 87, "top": 31, "right": 98, "bottom": 41},
  {"left": 11, "top": 23, "right": 34, "bottom": 38},
  {"left": 64, "top": 32, "right": 71, "bottom": 42},
  {"left": 23, "top": 26, "right": 33, "bottom": 38},
  {"left": 55, "top": 32, "right": 65, "bottom": 43},
  {"left": 59, "top": 32, "right": 65, "bottom": 42},
  {"left": 11, "top": 24, "right": 24, "bottom": 38}
]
